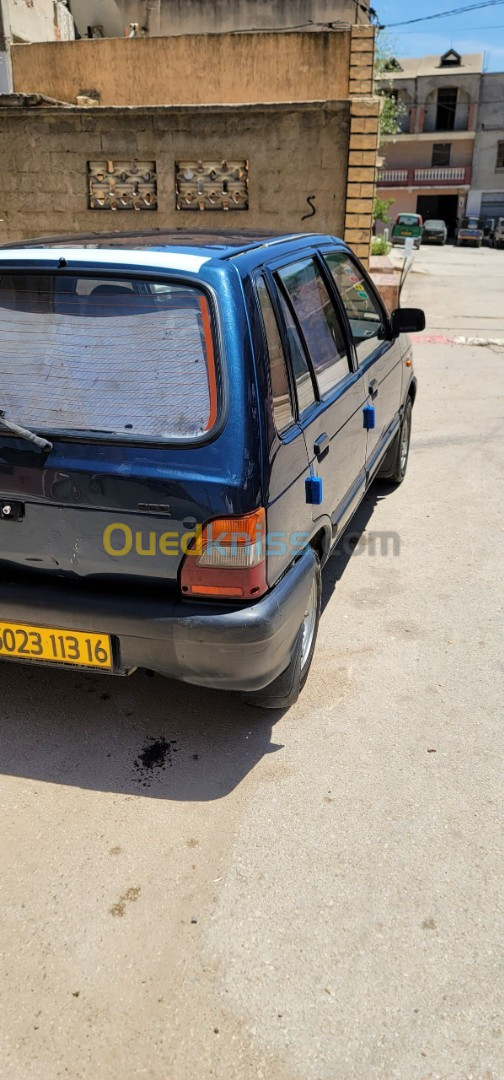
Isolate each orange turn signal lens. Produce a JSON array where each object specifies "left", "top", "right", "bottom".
[{"left": 180, "top": 508, "right": 268, "bottom": 600}]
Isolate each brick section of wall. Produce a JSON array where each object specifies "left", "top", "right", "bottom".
[
  {"left": 0, "top": 101, "right": 350, "bottom": 244},
  {"left": 348, "top": 25, "right": 374, "bottom": 98},
  {"left": 344, "top": 26, "right": 378, "bottom": 266},
  {"left": 344, "top": 104, "right": 379, "bottom": 265}
]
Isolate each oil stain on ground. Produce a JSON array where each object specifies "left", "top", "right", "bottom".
[
  {"left": 133, "top": 736, "right": 179, "bottom": 786},
  {"left": 110, "top": 886, "right": 141, "bottom": 917}
]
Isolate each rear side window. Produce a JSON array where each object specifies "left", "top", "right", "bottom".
[
  {"left": 276, "top": 289, "right": 316, "bottom": 415},
  {"left": 0, "top": 274, "right": 218, "bottom": 439},
  {"left": 278, "top": 257, "right": 349, "bottom": 396},
  {"left": 256, "top": 276, "right": 294, "bottom": 434}
]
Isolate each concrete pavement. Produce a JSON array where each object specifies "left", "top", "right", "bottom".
[{"left": 0, "top": 244, "right": 503, "bottom": 1080}]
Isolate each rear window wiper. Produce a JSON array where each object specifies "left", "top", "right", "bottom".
[{"left": 0, "top": 410, "right": 53, "bottom": 452}]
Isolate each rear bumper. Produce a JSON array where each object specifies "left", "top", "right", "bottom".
[{"left": 0, "top": 546, "right": 316, "bottom": 692}]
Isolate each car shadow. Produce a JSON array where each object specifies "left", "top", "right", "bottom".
[
  {"left": 0, "top": 660, "right": 285, "bottom": 802},
  {"left": 0, "top": 480, "right": 392, "bottom": 802},
  {"left": 321, "top": 478, "right": 397, "bottom": 614}
]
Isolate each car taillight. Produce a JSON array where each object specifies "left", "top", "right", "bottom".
[{"left": 180, "top": 508, "right": 267, "bottom": 600}]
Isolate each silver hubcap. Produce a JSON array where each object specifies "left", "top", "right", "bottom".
[
  {"left": 400, "top": 411, "right": 410, "bottom": 473},
  {"left": 300, "top": 579, "right": 318, "bottom": 671}
]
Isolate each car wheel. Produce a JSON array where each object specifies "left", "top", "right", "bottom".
[
  {"left": 389, "top": 398, "right": 412, "bottom": 486},
  {"left": 244, "top": 555, "right": 321, "bottom": 710}
]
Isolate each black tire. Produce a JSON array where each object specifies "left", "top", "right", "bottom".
[
  {"left": 389, "top": 398, "right": 413, "bottom": 485},
  {"left": 244, "top": 555, "right": 321, "bottom": 710}
]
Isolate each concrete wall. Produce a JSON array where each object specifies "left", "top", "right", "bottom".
[
  {"left": 71, "top": 0, "right": 370, "bottom": 39},
  {"left": 11, "top": 30, "right": 351, "bottom": 105},
  {"left": 471, "top": 72, "right": 504, "bottom": 192},
  {"left": 0, "top": 100, "right": 350, "bottom": 244}
]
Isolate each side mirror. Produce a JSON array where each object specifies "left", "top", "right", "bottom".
[{"left": 390, "top": 308, "right": 426, "bottom": 336}]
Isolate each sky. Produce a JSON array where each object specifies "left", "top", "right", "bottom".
[{"left": 374, "top": 0, "right": 504, "bottom": 71}]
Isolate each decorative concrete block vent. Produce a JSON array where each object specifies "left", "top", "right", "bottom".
[
  {"left": 88, "top": 160, "right": 157, "bottom": 210},
  {"left": 175, "top": 160, "right": 249, "bottom": 211}
]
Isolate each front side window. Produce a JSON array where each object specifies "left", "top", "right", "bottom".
[
  {"left": 277, "top": 257, "right": 349, "bottom": 397},
  {"left": 0, "top": 274, "right": 218, "bottom": 439},
  {"left": 256, "top": 276, "right": 294, "bottom": 434},
  {"left": 324, "top": 252, "right": 385, "bottom": 366}
]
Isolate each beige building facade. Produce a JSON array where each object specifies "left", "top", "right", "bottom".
[
  {"left": 467, "top": 72, "right": 504, "bottom": 222},
  {"left": 70, "top": 0, "right": 372, "bottom": 39},
  {"left": 377, "top": 50, "right": 483, "bottom": 237}
]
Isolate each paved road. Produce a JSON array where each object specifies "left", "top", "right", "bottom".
[{"left": 1, "top": 245, "right": 503, "bottom": 1080}]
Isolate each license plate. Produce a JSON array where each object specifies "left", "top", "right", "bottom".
[
  {"left": 0, "top": 620, "right": 112, "bottom": 669},
  {"left": 403, "top": 231, "right": 413, "bottom": 236}
]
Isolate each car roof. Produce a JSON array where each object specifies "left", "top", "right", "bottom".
[{"left": 0, "top": 228, "right": 342, "bottom": 264}]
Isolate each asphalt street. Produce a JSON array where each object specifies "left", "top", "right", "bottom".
[{"left": 0, "top": 242, "right": 503, "bottom": 1080}]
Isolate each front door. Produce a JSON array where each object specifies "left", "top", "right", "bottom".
[
  {"left": 272, "top": 253, "right": 368, "bottom": 535},
  {"left": 322, "top": 250, "right": 403, "bottom": 482}
]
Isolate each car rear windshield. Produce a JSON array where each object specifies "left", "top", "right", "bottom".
[
  {"left": 0, "top": 273, "right": 218, "bottom": 440},
  {"left": 425, "top": 220, "right": 445, "bottom": 228},
  {"left": 460, "top": 218, "right": 483, "bottom": 229},
  {"left": 396, "top": 215, "right": 420, "bottom": 226}
]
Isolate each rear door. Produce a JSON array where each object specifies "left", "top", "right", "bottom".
[
  {"left": 322, "top": 249, "right": 403, "bottom": 481},
  {"left": 252, "top": 272, "right": 312, "bottom": 587},
  {"left": 270, "top": 252, "right": 368, "bottom": 535}
]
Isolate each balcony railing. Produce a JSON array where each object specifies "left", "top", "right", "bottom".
[
  {"left": 414, "top": 167, "right": 466, "bottom": 181},
  {"left": 378, "top": 166, "right": 471, "bottom": 187},
  {"left": 379, "top": 170, "right": 408, "bottom": 183}
]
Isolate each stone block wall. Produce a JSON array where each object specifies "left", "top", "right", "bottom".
[{"left": 0, "top": 100, "right": 350, "bottom": 244}]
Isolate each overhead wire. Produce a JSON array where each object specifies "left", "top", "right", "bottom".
[{"left": 381, "top": 0, "right": 504, "bottom": 30}]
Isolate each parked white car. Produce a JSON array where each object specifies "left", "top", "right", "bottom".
[{"left": 422, "top": 219, "right": 448, "bottom": 245}]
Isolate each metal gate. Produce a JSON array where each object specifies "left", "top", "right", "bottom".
[{"left": 481, "top": 192, "right": 504, "bottom": 222}]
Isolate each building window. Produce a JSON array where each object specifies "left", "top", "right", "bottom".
[
  {"left": 88, "top": 160, "right": 157, "bottom": 210},
  {"left": 440, "top": 49, "right": 461, "bottom": 68},
  {"left": 432, "top": 143, "right": 452, "bottom": 167},
  {"left": 436, "top": 88, "right": 458, "bottom": 131},
  {"left": 176, "top": 160, "right": 249, "bottom": 211},
  {"left": 497, "top": 142, "right": 504, "bottom": 170}
]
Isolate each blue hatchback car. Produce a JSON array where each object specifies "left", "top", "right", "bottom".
[{"left": 0, "top": 231, "right": 424, "bottom": 707}]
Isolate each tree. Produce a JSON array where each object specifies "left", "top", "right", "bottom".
[
  {"left": 373, "top": 196, "right": 394, "bottom": 225},
  {"left": 375, "top": 34, "right": 407, "bottom": 137}
]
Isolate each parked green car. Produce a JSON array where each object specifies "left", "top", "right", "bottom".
[{"left": 391, "top": 213, "right": 423, "bottom": 249}]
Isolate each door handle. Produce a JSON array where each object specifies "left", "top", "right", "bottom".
[
  {"left": 314, "top": 432, "right": 330, "bottom": 459},
  {"left": 369, "top": 378, "right": 379, "bottom": 400}
]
